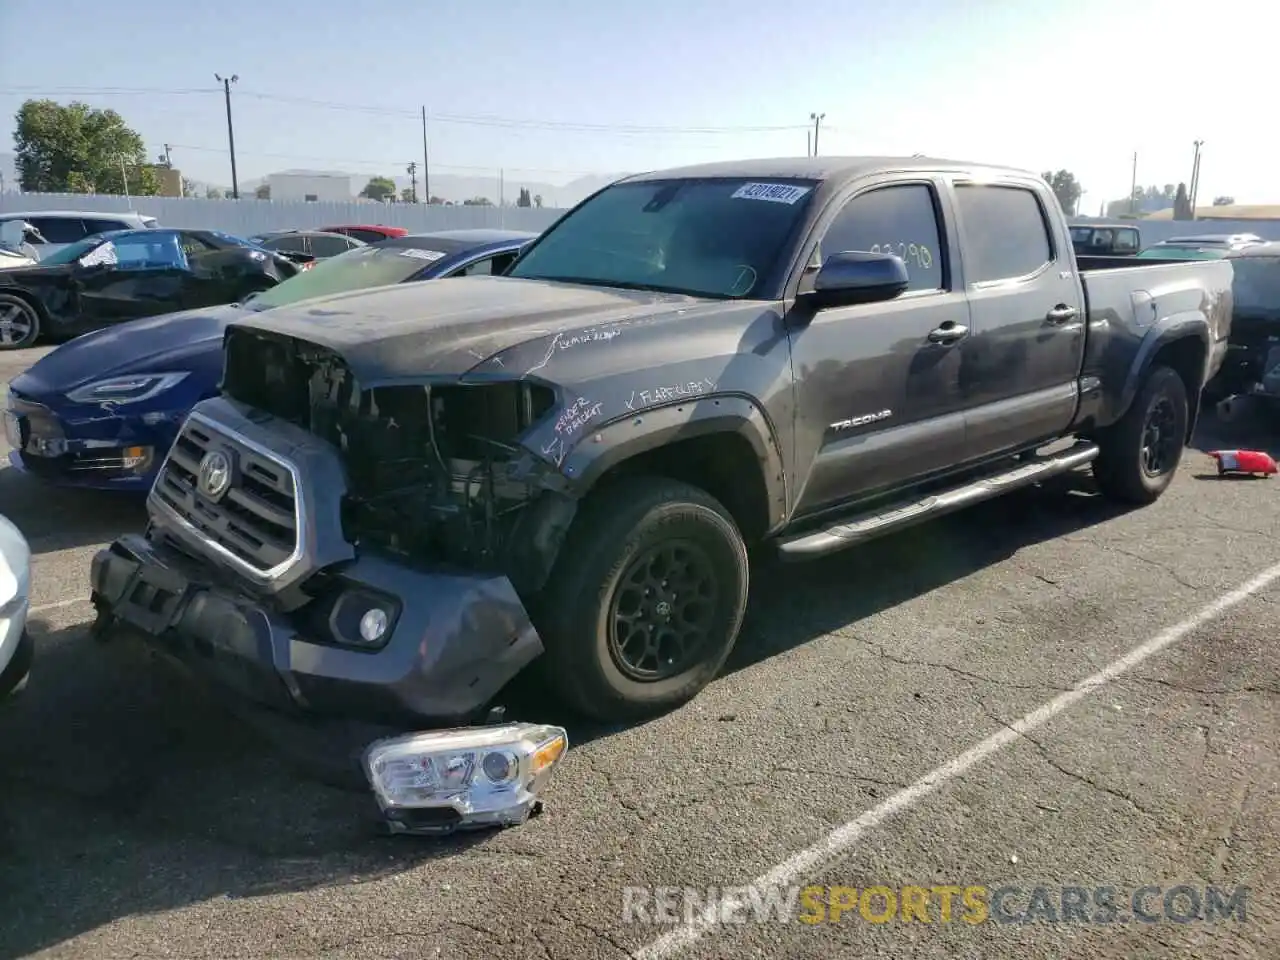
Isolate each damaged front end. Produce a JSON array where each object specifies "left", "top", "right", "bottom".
[{"left": 221, "top": 326, "right": 578, "bottom": 596}]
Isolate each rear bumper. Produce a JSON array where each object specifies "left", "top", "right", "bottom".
[{"left": 89, "top": 533, "right": 544, "bottom": 727}]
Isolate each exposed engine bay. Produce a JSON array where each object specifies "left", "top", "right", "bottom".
[{"left": 222, "top": 327, "right": 575, "bottom": 591}]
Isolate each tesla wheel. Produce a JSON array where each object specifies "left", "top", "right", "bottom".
[
  {"left": 536, "top": 476, "right": 750, "bottom": 722},
  {"left": 1092, "top": 364, "right": 1189, "bottom": 504},
  {"left": 0, "top": 294, "right": 41, "bottom": 350}
]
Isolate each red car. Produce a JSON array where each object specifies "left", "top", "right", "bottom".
[{"left": 317, "top": 223, "right": 409, "bottom": 244}]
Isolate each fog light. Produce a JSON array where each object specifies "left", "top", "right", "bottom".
[
  {"left": 363, "top": 723, "right": 569, "bottom": 836},
  {"left": 359, "top": 607, "right": 389, "bottom": 643},
  {"left": 121, "top": 445, "right": 152, "bottom": 471}
]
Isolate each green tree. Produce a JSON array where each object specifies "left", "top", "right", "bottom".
[
  {"left": 360, "top": 176, "right": 397, "bottom": 201},
  {"left": 255, "top": 183, "right": 270, "bottom": 200},
  {"left": 428, "top": 195, "right": 448, "bottom": 205},
  {"left": 463, "top": 196, "right": 493, "bottom": 206},
  {"left": 206, "top": 186, "right": 223, "bottom": 200},
  {"left": 533, "top": 194, "right": 543, "bottom": 208},
  {"left": 516, "top": 187, "right": 532, "bottom": 208},
  {"left": 14, "top": 99, "right": 159, "bottom": 195},
  {"left": 1174, "top": 182, "right": 1192, "bottom": 220},
  {"left": 400, "top": 187, "right": 415, "bottom": 203},
  {"left": 1040, "top": 169, "right": 1082, "bottom": 215}
]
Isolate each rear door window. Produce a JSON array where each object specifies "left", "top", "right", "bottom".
[
  {"left": 345, "top": 228, "right": 389, "bottom": 244},
  {"left": 308, "top": 234, "right": 356, "bottom": 258},
  {"left": 82, "top": 218, "right": 132, "bottom": 237},
  {"left": 954, "top": 184, "right": 1055, "bottom": 283},
  {"left": 28, "top": 216, "right": 89, "bottom": 244}
]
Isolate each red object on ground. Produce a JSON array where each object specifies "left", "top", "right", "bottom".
[
  {"left": 318, "top": 224, "right": 409, "bottom": 243},
  {"left": 1207, "top": 449, "right": 1279, "bottom": 476}
]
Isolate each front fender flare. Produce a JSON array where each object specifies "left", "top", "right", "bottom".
[{"left": 557, "top": 393, "right": 790, "bottom": 533}]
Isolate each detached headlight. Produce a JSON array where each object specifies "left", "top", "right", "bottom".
[
  {"left": 65, "top": 372, "right": 190, "bottom": 405},
  {"left": 363, "top": 722, "right": 569, "bottom": 836}
]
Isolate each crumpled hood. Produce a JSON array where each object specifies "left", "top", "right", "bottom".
[
  {"left": 227, "top": 275, "right": 718, "bottom": 382},
  {"left": 12, "top": 303, "right": 250, "bottom": 397}
]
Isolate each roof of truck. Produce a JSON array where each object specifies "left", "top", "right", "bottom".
[{"left": 618, "top": 156, "right": 1038, "bottom": 185}]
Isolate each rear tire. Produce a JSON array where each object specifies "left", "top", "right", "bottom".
[
  {"left": 536, "top": 476, "right": 750, "bottom": 723},
  {"left": 1092, "top": 364, "right": 1189, "bottom": 504},
  {"left": 0, "top": 294, "right": 41, "bottom": 350}
]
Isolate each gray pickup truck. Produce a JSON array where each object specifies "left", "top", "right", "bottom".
[{"left": 89, "top": 157, "right": 1233, "bottom": 733}]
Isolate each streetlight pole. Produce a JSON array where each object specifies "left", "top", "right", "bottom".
[
  {"left": 1190, "top": 140, "right": 1204, "bottom": 217},
  {"left": 810, "top": 112, "right": 826, "bottom": 157},
  {"left": 215, "top": 73, "right": 240, "bottom": 199}
]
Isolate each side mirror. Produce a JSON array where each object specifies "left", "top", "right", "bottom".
[{"left": 799, "top": 251, "right": 910, "bottom": 309}]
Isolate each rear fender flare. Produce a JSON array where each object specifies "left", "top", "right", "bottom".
[
  {"left": 1117, "top": 313, "right": 1210, "bottom": 419},
  {"left": 557, "top": 394, "right": 790, "bottom": 532}
]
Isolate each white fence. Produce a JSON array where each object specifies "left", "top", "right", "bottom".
[
  {"left": 7, "top": 190, "right": 1280, "bottom": 248},
  {"left": 0, "top": 191, "right": 567, "bottom": 236}
]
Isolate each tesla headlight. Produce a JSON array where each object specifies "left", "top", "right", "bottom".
[
  {"left": 65, "top": 372, "right": 190, "bottom": 405},
  {"left": 363, "top": 722, "right": 569, "bottom": 836}
]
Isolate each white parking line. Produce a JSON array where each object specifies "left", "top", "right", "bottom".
[
  {"left": 632, "top": 558, "right": 1280, "bottom": 959},
  {"left": 29, "top": 597, "right": 88, "bottom": 616}
]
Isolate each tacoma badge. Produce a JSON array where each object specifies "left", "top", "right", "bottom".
[{"left": 829, "top": 409, "right": 893, "bottom": 431}]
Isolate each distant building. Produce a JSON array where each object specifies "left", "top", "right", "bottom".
[{"left": 266, "top": 169, "right": 352, "bottom": 202}]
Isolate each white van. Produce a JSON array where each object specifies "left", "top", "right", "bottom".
[{"left": 0, "top": 210, "right": 160, "bottom": 255}]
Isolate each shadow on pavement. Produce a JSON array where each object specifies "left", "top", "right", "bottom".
[
  {"left": 0, "top": 468, "right": 1138, "bottom": 957},
  {"left": 0, "top": 465, "right": 147, "bottom": 555}
]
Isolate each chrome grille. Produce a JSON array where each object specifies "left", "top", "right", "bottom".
[{"left": 152, "top": 418, "right": 298, "bottom": 574}]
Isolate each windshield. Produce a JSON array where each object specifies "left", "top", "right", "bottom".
[
  {"left": 38, "top": 236, "right": 107, "bottom": 265},
  {"left": 244, "top": 242, "right": 439, "bottom": 311},
  {"left": 1135, "top": 246, "right": 1229, "bottom": 260},
  {"left": 507, "top": 177, "right": 817, "bottom": 298},
  {"left": 1231, "top": 257, "right": 1280, "bottom": 313}
]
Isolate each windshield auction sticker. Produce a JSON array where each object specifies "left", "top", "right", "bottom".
[{"left": 731, "top": 182, "right": 812, "bottom": 204}]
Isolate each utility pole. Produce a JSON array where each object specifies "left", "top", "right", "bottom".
[
  {"left": 1129, "top": 151, "right": 1138, "bottom": 215},
  {"left": 421, "top": 106, "right": 431, "bottom": 204},
  {"left": 118, "top": 154, "right": 131, "bottom": 207},
  {"left": 406, "top": 161, "right": 418, "bottom": 203},
  {"left": 806, "top": 130, "right": 811, "bottom": 158},
  {"left": 215, "top": 73, "right": 240, "bottom": 199},
  {"left": 1190, "top": 140, "right": 1204, "bottom": 218},
  {"left": 810, "top": 112, "right": 826, "bottom": 157}
]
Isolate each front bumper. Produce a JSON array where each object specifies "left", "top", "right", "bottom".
[
  {"left": 4, "top": 393, "right": 182, "bottom": 491},
  {"left": 89, "top": 533, "right": 545, "bottom": 727}
]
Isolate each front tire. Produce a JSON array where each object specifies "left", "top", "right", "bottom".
[
  {"left": 536, "top": 476, "right": 749, "bottom": 722},
  {"left": 1092, "top": 364, "right": 1189, "bottom": 504},
  {"left": 0, "top": 294, "right": 41, "bottom": 350}
]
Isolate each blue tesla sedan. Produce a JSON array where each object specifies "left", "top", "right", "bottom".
[{"left": 4, "top": 229, "right": 536, "bottom": 492}]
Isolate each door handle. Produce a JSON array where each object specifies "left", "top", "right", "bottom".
[
  {"left": 927, "top": 323, "right": 969, "bottom": 344},
  {"left": 1046, "top": 304, "right": 1079, "bottom": 324}
]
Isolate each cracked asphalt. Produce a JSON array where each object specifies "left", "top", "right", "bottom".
[{"left": 1, "top": 346, "right": 1277, "bottom": 960}]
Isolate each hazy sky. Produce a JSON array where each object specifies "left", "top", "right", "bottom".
[{"left": 1, "top": 0, "right": 1275, "bottom": 206}]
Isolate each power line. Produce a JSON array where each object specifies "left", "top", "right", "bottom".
[{"left": 0, "top": 85, "right": 814, "bottom": 135}]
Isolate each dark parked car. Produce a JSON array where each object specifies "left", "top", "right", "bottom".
[
  {"left": 5, "top": 229, "right": 535, "bottom": 491},
  {"left": 1070, "top": 223, "right": 1141, "bottom": 256},
  {"left": 87, "top": 158, "right": 1232, "bottom": 751},
  {"left": 0, "top": 228, "right": 299, "bottom": 349},
  {"left": 246, "top": 229, "right": 366, "bottom": 264},
  {"left": 1206, "top": 243, "right": 1280, "bottom": 401}
]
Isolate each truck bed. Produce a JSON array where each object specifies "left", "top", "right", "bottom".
[{"left": 1077, "top": 254, "right": 1234, "bottom": 395}]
